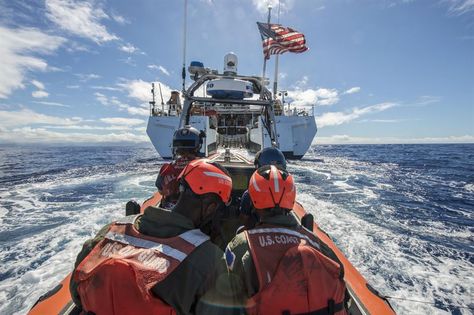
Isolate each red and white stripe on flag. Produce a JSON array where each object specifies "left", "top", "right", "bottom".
[{"left": 262, "top": 24, "right": 308, "bottom": 59}]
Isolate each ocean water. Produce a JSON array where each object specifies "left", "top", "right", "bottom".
[{"left": 0, "top": 143, "right": 472, "bottom": 314}]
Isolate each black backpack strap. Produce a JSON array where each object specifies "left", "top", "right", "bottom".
[{"left": 115, "top": 214, "right": 140, "bottom": 225}]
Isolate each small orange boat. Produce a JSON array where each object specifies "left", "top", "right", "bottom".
[
  {"left": 28, "top": 199, "right": 395, "bottom": 314},
  {"left": 28, "top": 155, "right": 395, "bottom": 315}
]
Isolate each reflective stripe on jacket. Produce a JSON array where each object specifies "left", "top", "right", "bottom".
[
  {"left": 245, "top": 224, "right": 347, "bottom": 315},
  {"left": 73, "top": 215, "right": 209, "bottom": 315}
]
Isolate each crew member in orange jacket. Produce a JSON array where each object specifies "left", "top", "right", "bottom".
[
  {"left": 225, "top": 165, "right": 347, "bottom": 315},
  {"left": 156, "top": 125, "right": 205, "bottom": 209},
  {"left": 70, "top": 159, "right": 233, "bottom": 315}
]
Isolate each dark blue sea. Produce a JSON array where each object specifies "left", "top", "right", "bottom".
[{"left": 0, "top": 143, "right": 472, "bottom": 314}]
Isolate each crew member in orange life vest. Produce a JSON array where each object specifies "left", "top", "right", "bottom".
[
  {"left": 225, "top": 165, "right": 348, "bottom": 315},
  {"left": 156, "top": 125, "right": 205, "bottom": 209},
  {"left": 70, "top": 159, "right": 233, "bottom": 315}
]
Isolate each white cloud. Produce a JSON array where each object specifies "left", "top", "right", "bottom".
[
  {"left": 94, "top": 91, "right": 149, "bottom": 116},
  {"left": 251, "top": 0, "right": 295, "bottom": 13},
  {"left": 94, "top": 92, "right": 109, "bottom": 105},
  {"left": 293, "top": 75, "right": 309, "bottom": 88},
  {"left": 0, "top": 26, "right": 65, "bottom": 99},
  {"left": 0, "top": 109, "right": 81, "bottom": 127},
  {"left": 443, "top": 0, "right": 474, "bottom": 15},
  {"left": 288, "top": 88, "right": 339, "bottom": 107},
  {"left": 75, "top": 73, "right": 101, "bottom": 81},
  {"left": 148, "top": 64, "right": 171, "bottom": 75},
  {"left": 111, "top": 13, "right": 129, "bottom": 25},
  {"left": 317, "top": 102, "right": 397, "bottom": 128},
  {"left": 343, "top": 87, "right": 361, "bottom": 95},
  {"left": 100, "top": 117, "right": 145, "bottom": 126},
  {"left": 120, "top": 43, "right": 138, "bottom": 54},
  {"left": 67, "top": 85, "right": 80, "bottom": 89},
  {"left": 158, "top": 66, "right": 170, "bottom": 76},
  {"left": 0, "top": 127, "right": 147, "bottom": 144},
  {"left": 118, "top": 79, "right": 174, "bottom": 103},
  {"left": 91, "top": 85, "right": 121, "bottom": 91},
  {"left": 316, "top": 134, "right": 474, "bottom": 144},
  {"left": 34, "top": 101, "right": 70, "bottom": 108},
  {"left": 45, "top": 0, "right": 118, "bottom": 44},
  {"left": 31, "top": 80, "right": 45, "bottom": 90},
  {"left": 412, "top": 95, "right": 441, "bottom": 106},
  {"left": 32, "top": 90, "right": 49, "bottom": 98}
]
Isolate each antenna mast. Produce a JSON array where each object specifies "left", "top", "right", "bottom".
[
  {"left": 149, "top": 83, "right": 156, "bottom": 116},
  {"left": 260, "top": 5, "right": 272, "bottom": 99},
  {"left": 158, "top": 83, "right": 164, "bottom": 115},
  {"left": 273, "top": 0, "right": 281, "bottom": 100},
  {"left": 181, "top": 0, "right": 188, "bottom": 93}
]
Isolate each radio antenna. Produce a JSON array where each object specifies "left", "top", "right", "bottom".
[
  {"left": 158, "top": 83, "right": 164, "bottom": 114},
  {"left": 181, "top": 0, "right": 188, "bottom": 93}
]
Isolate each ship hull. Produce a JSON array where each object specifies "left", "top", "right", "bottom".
[{"left": 147, "top": 114, "right": 317, "bottom": 159}]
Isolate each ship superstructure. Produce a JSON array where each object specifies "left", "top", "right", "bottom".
[{"left": 146, "top": 53, "right": 317, "bottom": 159}]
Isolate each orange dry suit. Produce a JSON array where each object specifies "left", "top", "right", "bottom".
[
  {"left": 73, "top": 215, "right": 210, "bottom": 315},
  {"left": 244, "top": 224, "right": 347, "bottom": 315}
]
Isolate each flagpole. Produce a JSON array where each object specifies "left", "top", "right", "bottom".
[
  {"left": 260, "top": 5, "right": 272, "bottom": 100},
  {"left": 273, "top": 0, "right": 281, "bottom": 100}
]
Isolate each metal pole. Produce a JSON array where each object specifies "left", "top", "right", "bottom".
[
  {"left": 158, "top": 83, "right": 164, "bottom": 115},
  {"left": 181, "top": 0, "right": 187, "bottom": 93},
  {"left": 260, "top": 5, "right": 272, "bottom": 100},
  {"left": 273, "top": 0, "right": 281, "bottom": 99}
]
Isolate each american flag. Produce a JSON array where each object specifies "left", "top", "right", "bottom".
[{"left": 257, "top": 22, "right": 308, "bottom": 59}]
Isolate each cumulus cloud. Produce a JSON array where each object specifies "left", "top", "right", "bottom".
[
  {"left": 100, "top": 117, "right": 145, "bottom": 126},
  {"left": 343, "top": 87, "right": 361, "bottom": 94},
  {"left": 32, "top": 90, "right": 49, "bottom": 98},
  {"left": 317, "top": 102, "right": 397, "bottom": 128},
  {"left": 45, "top": 0, "right": 118, "bottom": 44},
  {"left": 118, "top": 79, "right": 174, "bottom": 103},
  {"left": 0, "top": 109, "right": 81, "bottom": 127},
  {"left": 0, "top": 127, "right": 147, "bottom": 144},
  {"left": 0, "top": 26, "right": 65, "bottom": 99},
  {"left": 94, "top": 91, "right": 148, "bottom": 116},
  {"left": 120, "top": 43, "right": 138, "bottom": 54},
  {"left": 288, "top": 88, "right": 339, "bottom": 107}
]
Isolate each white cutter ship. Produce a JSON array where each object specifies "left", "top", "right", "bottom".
[{"left": 146, "top": 53, "right": 317, "bottom": 160}]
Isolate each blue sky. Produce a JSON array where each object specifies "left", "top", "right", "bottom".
[{"left": 0, "top": 0, "right": 472, "bottom": 144}]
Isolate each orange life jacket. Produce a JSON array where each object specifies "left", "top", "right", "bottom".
[
  {"left": 245, "top": 225, "right": 347, "bottom": 315},
  {"left": 158, "top": 157, "right": 195, "bottom": 198},
  {"left": 73, "top": 215, "right": 210, "bottom": 315}
]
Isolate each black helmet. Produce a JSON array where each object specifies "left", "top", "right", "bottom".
[
  {"left": 254, "top": 147, "right": 287, "bottom": 170},
  {"left": 172, "top": 125, "right": 205, "bottom": 154}
]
